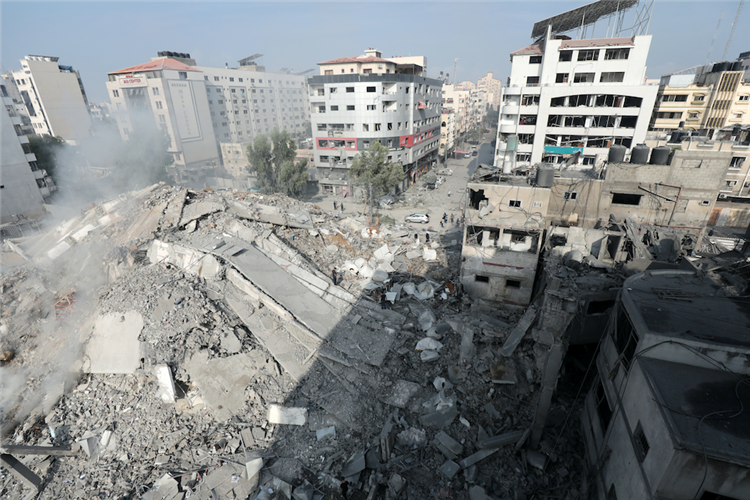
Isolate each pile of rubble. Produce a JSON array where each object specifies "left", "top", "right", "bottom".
[{"left": 1, "top": 184, "right": 586, "bottom": 500}]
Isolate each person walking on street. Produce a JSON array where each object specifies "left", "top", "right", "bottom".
[
  {"left": 448, "top": 190, "right": 451, "bottom": 198},
  {"left": 450, "top": 213, "right": 454, "bottom": 223},
  {"left": 340, "top": 203, "right": 345, "bottom": 212},
  {"left": 331, "top": 267, "right": 338, "bottom": 286},
  {"left": 425, "top": 232, "right": 430, "bottom": 243},
  {"left": 380, "top": 293, "right": 388, "bottom": 310},
  {"left": 333, "top": 201, "right": 337, "bottom": 210},
  {"left": 339, "top": 478, "right": 350, "bottom": 498}
]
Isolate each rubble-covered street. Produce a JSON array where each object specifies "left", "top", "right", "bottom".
[{"left": 2, "top": 184, "right": 588, "bottom": 500}]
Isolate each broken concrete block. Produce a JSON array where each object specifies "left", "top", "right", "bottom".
[
  {"left": 402, "top": 282, "right": 417, "bottom": 295},
  {"left": 435, "top": 322, "right": 453, "bottom": 337},
  {"left": 292, "top": 479, "right": 315, "bottom": 500},
  {"left": 420, "top": 404, "right": 457, "bottom": 428},
  {"left": 372, "top": 269, "right": 389, "bottom": 282},
  {"left": 465, "top": 465, "right": 478, "bottom": 483},
  {"left": 526, "top": 450, "right": 547, "bottom": 471},
  {"left": 484, "top": 402, "right": 500, "bottom": 420},
  {"left": 459, "top": 448, "right": 498, "bottom": 469},
  {"left": 490, "top": 363, "right": 516, "bottom": 385},
  {"left": 359, "top": 263, "right": 374, "bottom": 278},
  {"left": 415, "top": 281, "right": 435, "bottom": 300},
  {"left": 532, "top": 328, "right": 555, "bottom": 347},
  {"left": 388, "top": 474, "right": 406, "bottom": 495},
  {"left": 415, "top": 338, "right": 443, "bottom": 351},
  {"left": 396, "top": 427, "right": 426, "bottom": 448},
  {"left": 325, "top": 244, "right": 339, "bottom": 253},
  {"left": 433, "top": 377, "right": 452, "bottom": 391},
  {"left": 0, "top": 453, "right": 41, "bottom": 492},
  {"left": 381, "top": 380, "right": 422, "bottom": 409},
  {"left": 240, "top": 428, "right": 255, "bottom": 448},
  {"left": 479, "top": 430, "right": 525, "bottom": 449},
  {"left": 499, "top": 305, "right": 537, "bottom": 357},
  {"left": 420, "top": 350, "right": 440, "bottom": 362},
  {"left": 84, "top": 311, "right": 143, "bottom": 374},
  {"left": 418, "top": 310, "right": 436, "bottom": 331},
  {"left": 380, "top": 420, "right": 396, "bottom": 462},
  {"left": 469, "top": 485, "right": 491, "bottom": 500},
  {"left": 440, "top": 460, "right": 461, "bottom": 479},
  {"left": 365, "top": 446, "right": 381, "bottom": 468},
  {"left": 459, "top": 326, "right": 476, "bottom": 364},
  {"left": 154, "top": 365, "right": 176, "bottom": 404},
  {"left": 245, "top": 457, "right": 264, "bottom": 480},
  {"left": 405, "top": 250, "right": 422, "bottom": 260},
  {"left": 373, "top": 244, "right": 391, "bottom": 261},
  {"left": 434, "top": 431, "right": 463, "bottom": 456},
  {"left": 142, "top": 473, "right": 179, "bottom": 500},
  {"left": 316, "top": 426, "right": 335, "bottom": 441},
  {"left": 251, "top": 427, "right": 266, "bottom": 441},
  {"left": 268, "top": 405, "right": 308, "bottom": 426},
  {"left": 221, "top": 330, "right": 242, "bottom": 354},
  {"left": 423, "top": 248, "right": 438, "bottom": 261},
  {"left": 341, "top": 451, "right": 366, "bottom": 477}
]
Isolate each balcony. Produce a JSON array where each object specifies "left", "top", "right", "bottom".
[
  {"left": 502, "top": 104, "right": 519, "bottom": 115},
  {"left": 17, "top": 135, "right": 29, "bottom": 144},
  {"left": 25, "top": 153, "right": 37, "bottom": 162},
  {"left": 499, "top": 122, "right": 516, "bottom": 134}
]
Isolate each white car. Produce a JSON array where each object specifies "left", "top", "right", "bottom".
[{"left": 405, "top": 213, "right": 430, "bottom": 224}]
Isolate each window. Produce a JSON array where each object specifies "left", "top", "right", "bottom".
[
  {"left": 727, "top": 180, "right": 738, "bottom": 187},
  {"left": 559, "top": 50, "right": 572, "bottom": 62},
  {"left": 612, "top": 193, "right": 641, "bottom": 205},
  {"left": 730, "top": 157, "right": 746, "bottom": 169},
  {"left": 475, "top": 275, "right": 489, "bottom": 283},
  {"left": 330, "top": 105, "right": 338, "bottom": 111},
  {"left": 564, "top": 191, "right": 578, "bottom": 200},
  {"left": 693, "top": 94, "right": 705, "bottom": 102},
  {"left": 375, "top": 123, "right": 381, "bottom": 131},
  {"left": 363, "top": 124, "right": 369, "bottom": 132},
  {"left": 577, "top": 49, "right": 599, "bottom": 61},
  {"left": 324, "top": 70, "right": 333, "bottom": 75},
  {"left": 345, "top": 87, "right": 355, "bottom": 93},
  {"left": 366, "top": 86, "right": 376, "bottom": 93},
  {"left": 700, "top": 200, "right": 711, "bottom": 206},
  {"left": 574, "top": 73, "right": 595, "bottom": 83},
  {"left": 508, "top": 200, "right": 521, "bottom": 208},
  {"left": 614, "top": 306, "right": 638, "bottom": 370},
  {"left": 529, "top": 55, "right": 542, "bottom": 64},
  {"left": 366, "top": 105, "right": 376, "bottom": 111},
  {"left": 595, "top": 378, "right": 613, "bottom": 431},
  {"left": 604, "top": 48, "right": 630, "bottom": 60},
  {"left": 112, "top": 89, "right": 119, "bottom": 98},
  {"left": 329, "top": 87, "right": 337, "bottom": 94},
  {"left": 347, "top": 105, "right": 355, "bottom": 111},
  {"left": 661, "top": 94, "right": 688, "bottom": 102},
  {"left": 159, "top": 115, "right": 166, "bottom": 123},
  {"left": 688, "top": 112, "right": 700, "bottom": 119},
  {"left": 506, "top": 279, "right": 521, "bottom": 288},
  {"left": 633, "top": 422, "right": 650, "bottom": 463},
  {"left": 152, "top": 87, "right": 160, "bottom": 96},
  {"left": 214, "top": 76, "right": 219, "bottom": 81},
  {"left": 155, "top": 101, "right": 163, "bottom": 110},
  {"left": 600, "top": 72, "right": 624, "bottom": 83},
  {"left": 363, "top": 68, "right": 372, "bottom": 74},
  {"left": 656, "top": 112, "right": 682, "bottom": 119},
  {"left": 555, "top": 73, "right": 569, "bottom": 83},
  {"left": 526, "top": 76, "right": 539, "bottom": 86},
  {"left": 521, "top": 95, "right": 540, "bottom": 105},
  {"left": 239, "top": 78, "right": 243, "bottom": 82}
]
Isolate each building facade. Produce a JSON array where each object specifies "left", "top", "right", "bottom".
[
  {"left": 581, "top": 270, "right": 750, "bottom": 500},
  {"left": 441, "top": 84, "right": 474, "bottom": 145},
  {"left": 495, "top": 30, "right": 658, "bottom": 170},
  {"left": 10, "top": 55, "right": 92, "bottom": 144},
  {"left": 107, "top": 53, "right": 311, "bottom": 183},
  {"left": 1, "top": 76, "right": 51, "bottom": 223},
  {"left": 650, "top": 61, "right": 749, "bottom": 134},
  {"left": 478, "top": 72, "right": 503, "bottom": 110},
  {"left": 309, "top": 49, "right": 442, "bottom": 196}
]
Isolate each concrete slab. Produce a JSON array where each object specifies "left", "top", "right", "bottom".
[
  {"left": 420, "top": 405, "right": 458, "bottom": 428},
  {"left": 435, "top": 431, "right": 463, "bottom": 455},
  {"left": 440, "top": 460, "right": 461, "bottom": 479},
  {"left": 84, "top": 312, "right": 143, "bottom": 374},
  {"left": 459, "top": 448, "right": 498, "bottom": 469},
  {"left": 268, "top": 405, "right": 308, "bottom": 426},
  {"left": 179, "top": 201, "right": 224, "bottom": 227},
  {"left": 154, "top": 365, "right": 176, "bottom": 403},
  {"left": 183, "top": 350, "right": 261, "bottom": 421},
  {"left": 499, "top": 305, "right": 537, "bottom": 357}
]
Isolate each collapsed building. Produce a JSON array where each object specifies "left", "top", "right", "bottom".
[{"left": 1, "top": 184, "right": 596, "bottom": 500}]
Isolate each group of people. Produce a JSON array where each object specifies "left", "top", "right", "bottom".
[
  {"left": 332, "top": 201, "right": 345, "bottom": 212},
  {"left": 439, "top": 212, "right": 458, "bottom": 228}
]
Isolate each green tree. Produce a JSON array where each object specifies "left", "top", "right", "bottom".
[
  {"left": 27, "top": 134, "right": 65, "bottom": 184},
  {"left": 246, "top": 128, "right": 306, "bottom": 196},
  {"left": 349, "top": 141, "right": 403, "bottom": 208}
]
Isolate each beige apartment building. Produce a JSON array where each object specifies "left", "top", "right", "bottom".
[
  {"left": 478, "top": 72, "right": 503, "bottom": 110},
  {"left": 651, "top": 61, "right": 750, "bottom": 133}
]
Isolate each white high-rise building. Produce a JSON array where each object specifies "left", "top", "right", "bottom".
[
  {"left": 106, "top": 52, "right": 311, "bottom": 182},
  {"left": 495, "top": 28, "right": 658, "bottom": 170},
  {"left": 308, "top": 49, "right": 442, "bottom": 196},
  {"left": 10, "top": 55, "right": 92, "bottom": 144},
  {"left": 1, "top": 75, "right": 52, "bottom": 223}
]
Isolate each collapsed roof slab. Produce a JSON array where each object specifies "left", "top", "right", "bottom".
[{"left": 83, "top": 311, "right": 143, "bottom": 374}]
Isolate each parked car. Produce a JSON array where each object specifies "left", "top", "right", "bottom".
[
  {"left": 472, "top": 150, "right": 478, "bottom": 156},
  {"left": 405, "top": 213, "right": 430, "bottom": 224},
  {"left": 437, "top": 168, "right": 453, "bottom": 176}
]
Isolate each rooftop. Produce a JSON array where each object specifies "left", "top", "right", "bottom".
[
  {"left": 559, "top": 37, "right": 635, "bottom": 49},
  {"left": 318, "top": 56, "right": 393, "bottom": 66},
  {"left": 108, "top": 58, "right": 201, "bottom": 75},
  {"left": 510, "top": 44, "right": 542, "bottom": 56},
  {"left": 623, "top": 270, "right": 750, "bottom": 349},
  {"left": 640, "top": 357, "right": 750, "bottom": 467}
]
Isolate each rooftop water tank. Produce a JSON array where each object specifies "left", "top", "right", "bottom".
[
  {"left": 630, "top": 144, "right": 650, "bottom": 164},
  {"left": 536, "top": 166, "right": 555, "bottom": 188},
  {"left": 650, "top": 146, "right": 671, "bottom": 165},
  {"left": 608, "top": 144, "right": 627, "bottom": 163}
]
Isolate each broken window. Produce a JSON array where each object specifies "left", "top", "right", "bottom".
[
  {"left": 521, "top": 95, "right": 540, "bottom": 106},
  {"left": 559, "top": 50, "right": 572, "bottom": 62},
  {"left": 506, "top": 279, "right": 521, "bottom": 288},
  {"left": 564, "top": 191, "right": 578, "bottom": 201},
  {"left": 587, "top": 300, "right": 615, "bottom": 315},
  {"left": 620, "top": 116, "right": 637, "bottom": 128},
  {"left": 529, "top": 55, "right": 542, "bottom": 64},
  {"left": 613, "top": 306, "right": 638, "bottom": 370},
  {"left": 508, "top": 200, "right": 521, "bottom": 208},
  {"left": 600, "top": 72, "right": 624, "bottom": 83},
  {"left": 526, "top": 76, "right": 540, "bottom": 86},
  {"left": 519, "top": 115, "right": 536, "bottom": 125},
  {"left": 577, "top": 49, "right": 599, "bottom": 61},
  {"left": 555, "top": 73, "right": 569, "bottom": 83},
  {"left": 465, "top": 226, "right": 500, "bottom": 247},
  {"left": 573, "top": 72, "right": 595, "bottom": 83},
  {"left": 611, "top": 193, "right": 641, "bottom": 205},
  {"left": 605, "top": 48, "right": 630, "bottom": 60},
  {"left": 475, "top": 275, "right": 489, "bottom": 283},
  {"left": 468, "top": 188, "right": 488, "bottom": 210},
  {"left": 633, "top": 422, "right": 650, "bottom": 463}
]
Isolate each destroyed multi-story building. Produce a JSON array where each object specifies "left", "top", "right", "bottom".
[
  {"left": 1, "top": 75, "right": 55, "bottom": 224},
  {"left": 494, "top": 1, "right": 659, "bottom": 170},
  {"left": 106, "top": 52, "right": 311, "bottom": 184},
  {"left": 308, "top": 49, "right": 442, "bottom": 196},
  {"left": 649, "top": 57, "right": 750, "bottom": 135},
  {"left": 9, "top": 55, "right": 93, "bottom": 144},
  {"left": 460, "top": 146, "right": 732, "bottom": 305},
  {"left": 581, "top": 270, "right": 750, "bottom": 499}
]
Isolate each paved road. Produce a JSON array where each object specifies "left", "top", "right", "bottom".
[{"left": 302, "top": 132, "right": 495, "bottom": 237}]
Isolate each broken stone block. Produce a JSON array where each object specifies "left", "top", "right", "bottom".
[
  {"left": 459, "top": 448, "right": 498, "bottom": 469},
  {"left": 440, "top": 460, "right": 461, "bottom": 479},
  {"left": 268, "top": 405, "right": 308, "bottom": 426},
  {"left": 420, "top": 404, "right": 457, "bottom": 428},
  {"left": 341, "top": 451, "right": 366, "bottom": 477},
  {"left": 154, "top": 365, "right": 176, "bottom": 404},
  {"left": 415, "top": 338, "right": 443, "bottom": 351},
  {"left": 420, "top": 350, "right": 440, "bottom": 362},
  {"left": 479, "top": 430, "right": 525, "bottom": 449},
  {"left": 316, "top": 426, "right": 335, "bottom": 442}
]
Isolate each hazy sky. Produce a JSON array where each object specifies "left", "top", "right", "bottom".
[{"left": 2, "top": 1, "right": 748, "bottom": 104}]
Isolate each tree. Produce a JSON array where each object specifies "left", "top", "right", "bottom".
[
  {"left": 27, "top": 134, "right": 65, "bottom": 184},
  {"left": 349, "top": 141, "right": 403, "bottom": 209},
  {"left": 246, "top": 128, "right": 305, "bottom": 196}
]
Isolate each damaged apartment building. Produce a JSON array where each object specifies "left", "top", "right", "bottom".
[{"left": 460, "top": 145, "right": 733, "bottom": 306}]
